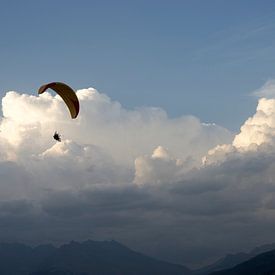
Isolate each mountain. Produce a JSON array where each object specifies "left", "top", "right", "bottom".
[
  {"left": 195, "top": 243, "right": 275, "bottom": 274},
  {"left": 0, "top": 240, "right": 192, "bottom": 275},
  {"left": 209, "top": 249, "right": 275, "bottom": 275}
]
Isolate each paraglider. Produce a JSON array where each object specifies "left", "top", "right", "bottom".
[
  {"left": 53, "top": 131, "right": 61, "bottom": 142},
  {"left": 38, "top": 82, "right": 79, "bottom": 119},
  {"left": 38, "top": 82, "right": 80, "bottom": 142}
]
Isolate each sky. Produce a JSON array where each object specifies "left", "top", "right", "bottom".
[
  {"left": 1, "top": 0, "right": 275, "bottom": 129},
  {"left": 2, "top": 0, "right": 275, "bottom": 269}
]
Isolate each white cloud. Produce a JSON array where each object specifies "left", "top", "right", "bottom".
[
  {"left": 0, "top": 87, "right": 233, "bottom": 203},
  {"left": 134, "top": 146, "right": 187, "bottom": 185},
  {"left": 252, "top": 79, "right": 275, "bottom": 98},
  {"left": 0, "top": 87, "right": 232, "bottom": 166},
  {"left": 233, "top": 97, "right": 275, "bottom": 149},
  {"left": 203, "top": 91, "right": 275, "bottom": 165}
]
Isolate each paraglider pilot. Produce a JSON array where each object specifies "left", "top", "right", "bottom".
[{"left": 53, "top": 131, "right": 61, "bottom": 142}]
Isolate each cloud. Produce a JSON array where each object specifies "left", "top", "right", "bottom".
[
  {"left": 1, "top": 84, "right": 275, "bottom": 267},
  {"left": 233, "top": 97, "right": 275, "bottom": 148},
  {"left": 0, "top": 88, "right": 233, "bottom": 164},
  {"left": 134, "top": 146, "right": 192, "bottom": 185},
  {"left": 203, "top": 93, "right": 275, "bottom": 165},
  {"left": 252, "top": 79, "right": 275, "bottom": 98}
]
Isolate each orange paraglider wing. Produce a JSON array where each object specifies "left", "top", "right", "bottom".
[{"left": 38, "top": 82, "right": 79, "bottom": 119}]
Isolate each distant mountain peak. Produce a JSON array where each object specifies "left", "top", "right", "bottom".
[{"left": 211, "top": 249, "right": 275, "bottom": 275}]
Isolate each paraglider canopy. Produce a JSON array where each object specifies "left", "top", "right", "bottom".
[{"left": 38, "top": 82, "right": 79, "bottom": 119}]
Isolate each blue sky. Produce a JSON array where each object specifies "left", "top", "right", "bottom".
[{"left": 1, "top": 0, "right": 275, "bottom": 129}]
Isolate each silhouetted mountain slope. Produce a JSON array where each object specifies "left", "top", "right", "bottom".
[
  {"left": 195, "top": 243, "right": 275, "bottom": 274},
  {"left": 0, "top": 240, "right": 191, "bottom": 275},
  {"left": 34, "top": 240, "right": 191, "bottom": 275},
  {"left": 210, "top": 249, "right": 275, "bottom": 275}
]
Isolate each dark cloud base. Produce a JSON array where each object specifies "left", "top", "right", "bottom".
[{"left": 1, "top": 149, "right": 275, "bottom": 268}]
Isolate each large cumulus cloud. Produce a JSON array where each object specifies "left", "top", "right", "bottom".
[
  {"left": 1, "top": 83, "right": 275, "bottom": 268},
  {"left": 0, "top": 88, "right": 232, "bottom": 164}
]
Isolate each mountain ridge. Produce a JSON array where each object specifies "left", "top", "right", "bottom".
[
  {"left": 0, "top": 240, "right": 192, "bottom": 275},
  {"left": 209, "top": 249, "right": 275, "bottom": 275},
  {"left": 195, "top": 242, "right": 275, "bottom": 274}
]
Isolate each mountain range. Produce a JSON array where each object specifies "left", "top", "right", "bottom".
[
  {"left": 0, "top": 240, "right": 191, "bottom": 275},
  {"left": 1, "top": 240, "right": 275, "bottom": 274}
]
